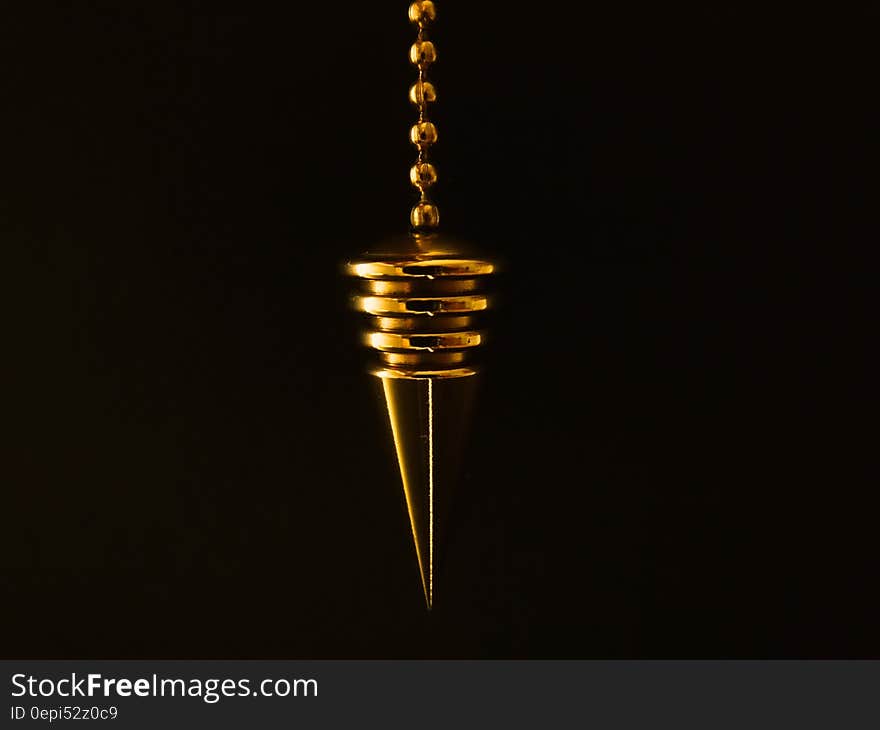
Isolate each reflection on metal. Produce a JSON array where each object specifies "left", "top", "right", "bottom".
[
  {"left": 342, "top": 3, "right": 496, "bottom": 609},
  {"left": 348, "top": 234, "right": 493, "bottom": 609}
]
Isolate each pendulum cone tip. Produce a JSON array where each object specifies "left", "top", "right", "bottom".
[{"left": 378, "top": 373, "right": 477, "bottom": 612}]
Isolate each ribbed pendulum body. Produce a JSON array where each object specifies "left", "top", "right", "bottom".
[{"left": 346, "top": 2, "right": 495, "bottom": 610}]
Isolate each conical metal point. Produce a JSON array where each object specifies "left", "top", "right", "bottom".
[
  {"left": 347, "top": 233, "right": 494, "bottom": 609},
  {"left": 378, "top": 371, "right": 477, "bottom": 609}
]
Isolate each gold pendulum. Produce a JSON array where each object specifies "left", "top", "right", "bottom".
[{"left": 346, "top": 1, "right": 495, "bottom": 610}]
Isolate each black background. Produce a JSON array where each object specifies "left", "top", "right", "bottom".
[{"left": 4, "top": 4, "right": 876, "bottom": 658}]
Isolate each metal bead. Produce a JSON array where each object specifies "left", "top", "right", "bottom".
[
  {"left": 410, "top": 40, "right": 437, "bottom": 69},
  {"left": 408, "top": 1, "right": 437, "bottom": 27},
  {"left": 409, "top": 80, "right": 437, "bottom": 106},
  {"left": 410, "top": 162, "right": 438, "bottom": 189},
  {"left": 411, "top": 201, "right": 440, "bottom": 229},
  {"left": 410, "top": 122, "right": 438, "bottom": 149}
]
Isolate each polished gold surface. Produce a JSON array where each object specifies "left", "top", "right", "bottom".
[
  {"left": 375, "top": 367, "right": 477, "bottom": 380},
  {"left": 343, "top": 4, "right": 496, "bottom": 609},
  {"left": 408, "top": 1, "right": 436, "bottom": 26},
  {"left": 355, "top": 294, "right": 488, "bottom": 315},
  {"left": 365, "top": 330, "right": 483, "bottom": 351},
  {"left": 346, "top": 234, "right": 493, "bottom": 369},
  {"left": 410, "top": 121, "right": 438, "bottom": 150},
  {"left": 349, "top": 257, "right": 494, "bottom": 279},
  {"left": 410, "top": 40, "right": 437, "bottom": 68},
  {"left": 409, "top": 81, "right": 437, "bottom": 106},
  {"left": 410, "top": 200, "right": 440, "bottom": 229},
  {"left": 378, "top": 374, "right": 476, "bottom": 609},
  {"left": 410, "top": 161, "right": 438, "bottom": 190},
  {"left": 409, "top": 3, "right": 439, "bottom": 232},
  {"left": 347, "top": 232, "right": 494, "bottom": 608},
  {"left": 380, "top": 351, "right": 468, "bottom": 367},
  {"left": 374, "top": 315, "right": 475, "bottom": 332},
  {"left": 362, "top": 277, "right": 483, "bottom": 296}
]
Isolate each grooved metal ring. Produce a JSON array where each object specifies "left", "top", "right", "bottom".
[
  {"left": 364, "top": 331, "right": 483, "bottom": 351},
  {"left": 354, "top": 294, "right": 488, "bottom": 315},
  {"left": 348, "top": 258, "right": 495, "bottom": 279}
]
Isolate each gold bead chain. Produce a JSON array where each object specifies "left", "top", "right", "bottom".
[{"left": 408, "top": 1, "right": 440, "bottom": 231}]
